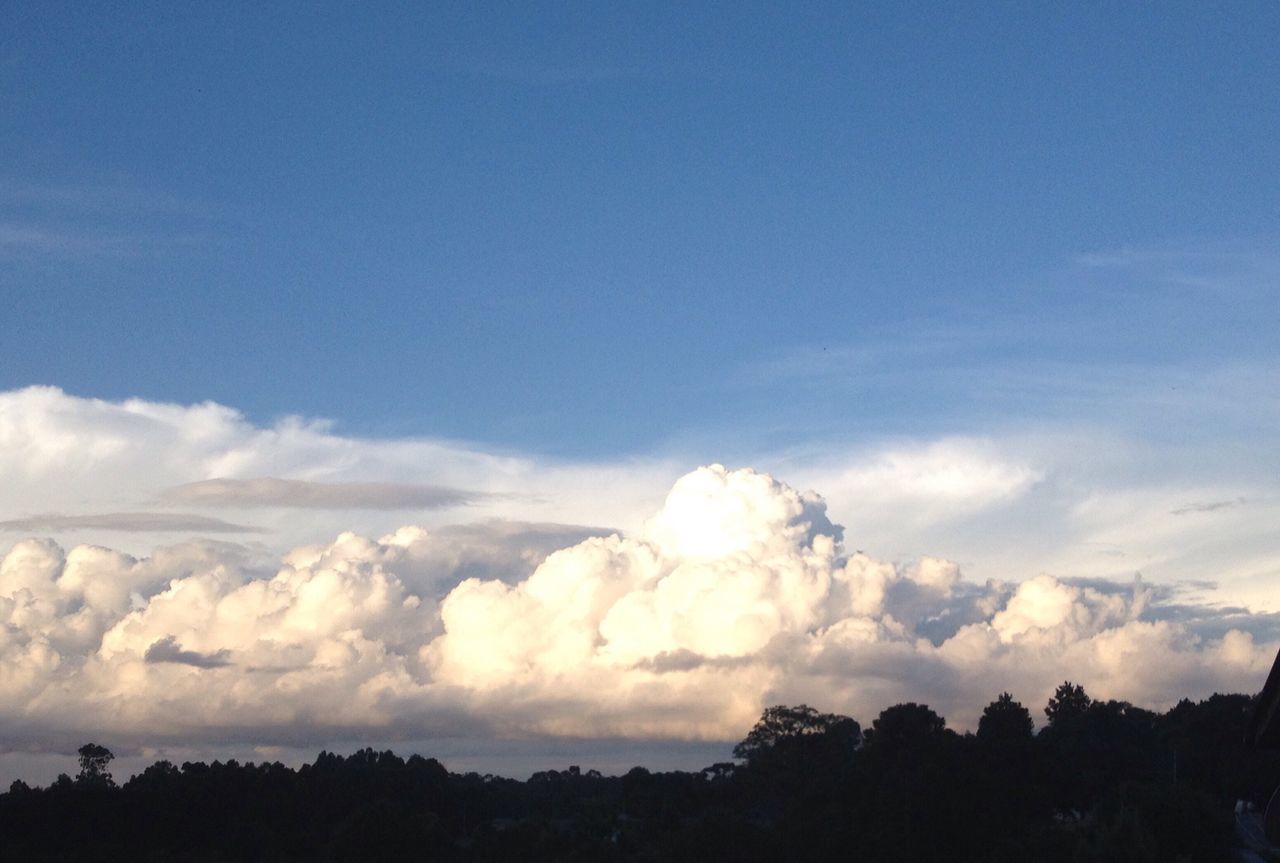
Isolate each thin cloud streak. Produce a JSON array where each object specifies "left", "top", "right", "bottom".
[
  {"left": 161, "top": 477, "right": 486, "bottom": 511},
  {"left": 1171, "top": 498, "right": 1246, "bottom": 516},
  {"left": 0, "top": 512, "right": 264, "bottom": 534}
]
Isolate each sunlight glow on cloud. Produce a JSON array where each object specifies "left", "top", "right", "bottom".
[{"left": 0, "top": 464, "right": 1273, "bottom": 755}]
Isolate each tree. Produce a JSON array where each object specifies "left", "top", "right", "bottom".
[
  {"left": 733, "top": 704, "right": 861, "bottom": 765},
  {"left": 1044, "top": 681, "right": 1092, "bottom": 728},
  {"left": 76, "top": 743, "right": 115, "bottom": 788},
  {"left": 866, "top": 703, "right": 949, "bottom": 750},
  {"left": 978, "top": 692, "right": 1034, "bottom": 742}
]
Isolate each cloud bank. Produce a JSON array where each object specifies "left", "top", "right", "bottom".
[
  {"left": 0, "top": 464, "right": 1273, "bottom": 759},
  {"left": 4, "top": 385, "right": 1278, "bottom": 619}
]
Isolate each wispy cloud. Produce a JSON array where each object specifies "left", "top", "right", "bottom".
[
  {"left": 0, "top": 180, "right": 227, "bottom": 261},
  {"left": 0, "top": 512, "right": 263, "bottom": 534},
  {"left": 161, "top": 477, "right": 487, "bottom": 510},
  {"left": 0, "top": 223, "right": 152, "bottom": 256},
  {"left": 0, "top": 180, "right": 219, "bottom": 220},
  {"left": 1171, "top": 498, "right": 1247, "bottom": 516}
]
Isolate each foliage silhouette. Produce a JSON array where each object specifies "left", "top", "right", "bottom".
[
  {"left": 977, "top": 692, "right": 1034, "bottom": 742},
  {"left": 75, "top": 743, "right": 114, "bottom": 789},
  {"left": 0, "top": 691, "right": 1276, "bottom": 862},
  {"left": 1044, "top": 680, "right": 1092, "bottom": 728}
]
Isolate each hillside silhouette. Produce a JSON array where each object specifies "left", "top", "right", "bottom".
[{"left": 3, "top": 684, "right": 1278, "bottom": 862}]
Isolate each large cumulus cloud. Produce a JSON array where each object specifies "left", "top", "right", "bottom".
[{"left": 0, "top": 465, "right": 1273, "bottom": 757}]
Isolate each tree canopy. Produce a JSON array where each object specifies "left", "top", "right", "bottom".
[
  {"left": 75, "top": 743, "right": 114, "bottom": 788},
  {"left": 732, "top": 704, "right": 860, "bottom": 764},
  {"left": 1044, "top": 681, "right": 1092, "bottom": 727},
  {"left": 0, "top": 691, "right": 1273, "bottom": 862},
  {"left": 977, "top": 692, "right": 1035, "bottom": 742}
]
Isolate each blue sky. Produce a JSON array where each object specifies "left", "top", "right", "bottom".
[
  {"left": 1, "top": 4, "right": 1279, "bottom": 782},
  {"left": 3, "top": 2, "right": 1277, "bottom": 455}
]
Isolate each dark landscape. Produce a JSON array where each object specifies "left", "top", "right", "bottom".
[{"left": 4, "top": 685, "right": 1278, "bottom": 862}]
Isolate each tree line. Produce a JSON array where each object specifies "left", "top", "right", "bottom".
[{"left": 2, "top": 683, "right": 1277, "bottom": 861}]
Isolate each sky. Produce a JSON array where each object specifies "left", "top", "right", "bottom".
[{"left": 1, "top": 2, "right": 1279, "bottom": 784}]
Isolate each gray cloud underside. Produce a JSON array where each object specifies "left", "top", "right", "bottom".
[
  {"left": 161, "top": 477, "right": 485, "bottom": 510},
  {"left": 144, "top": 636, "right": 232, "bottom": 669},
  {"left": 0, "top": 512, "right": 264, "bottom": 534}
]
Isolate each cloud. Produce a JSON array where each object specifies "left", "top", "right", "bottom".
[
  {"left": 808, "top": 438, "right": 1042, "bottom": 510},
  {"left": 143, "top": 636, "right": 231, "bottom": 669},
  {"left": 161, "top": 477, "right": 484, "bottom": 510},
  {"left": 1171, "top": 498, "right": 1246, "bottom": 516},
  {"left": 2, "top": 384, "right": 1279, "bottom": 617},
  {"left": 0, "top": 180, "right": 226, "bottom": 261},
  {"left": 0, "top": 386, "right": 675, "bottom": 555},
  {"left": 0, "top": 512, "right": 263, "bottom": 534},
  {"left": 0, "top": 465, "right": 1273, "bottom": 760}
]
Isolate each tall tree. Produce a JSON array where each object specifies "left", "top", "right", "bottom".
[
  {"left": 76, "top": 743, "right": 115, "bottom": 788},
  {"left": 1044, "top": 681, "right": 1092, "bottom": 728},
  {"left": 978, "top": 692, "right": 1034, "bottom": 742}
]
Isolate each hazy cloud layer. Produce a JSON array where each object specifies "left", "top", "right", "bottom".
[
  {"left": 0, "top": 513, "right": 263, "bottom": 534},
  {"left": 0, "top": 465, "right": 1273, "bottom": 759},
  {"left": 3, "top": 386, "right": 1279, "bottom": 617},
  {"left": 0, "top": 386, "right": 676, "bottom": 553},
  {"left": 162, "top": 477, "right": 483, "bottom": 510}
]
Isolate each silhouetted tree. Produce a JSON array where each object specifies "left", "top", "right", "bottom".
[
  {"left": 733, "top": 704, "right": 860, "bottom": 763},
  {"left": 76, "top": 743, "right": 114, "bottom": 788},
  {"left": 866, "top": 702, "right": 948, "bottom": 750},
  {"left": 0, "top": 692, "right": 1266, "bottom": 862},
  {"left": 1044, "top": 681, "right": 1091, "bottom": 728},
  {"left": 978, "top": 692, "right": 1034, "bottom": 742}
]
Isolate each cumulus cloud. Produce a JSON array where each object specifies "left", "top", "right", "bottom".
[
  {"left": 161, "top": 478, "right": 484, "bottom": 510},
  {"left": 0, "top": 512, "right": 263, "bottom": 534},
  {"left": 0, "top": 464, "right": 1273, "bottom": 760}
]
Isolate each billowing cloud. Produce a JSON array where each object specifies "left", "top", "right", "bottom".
[
  {"left": 0, "top": 512, "right": 263, "bottom": 534},
  {"left": 161, "top": 477, "right": 483, "bottom": 510},
  {"left": 0, "top": 465, "right": 1273, "bottom": 762}
]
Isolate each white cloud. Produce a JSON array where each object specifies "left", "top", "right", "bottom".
[
  {"left": 0, "top": 464, "right": 1273, "bottom": 765},
  {"left": 0, "top": 386, "right": 676, "bottom": 553},
  {"left": 0, "top": 385, "right": 1278, "bottom": 779},
  {"left": 4, "top": 386, "right": 1278, "bottom": 617}
]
